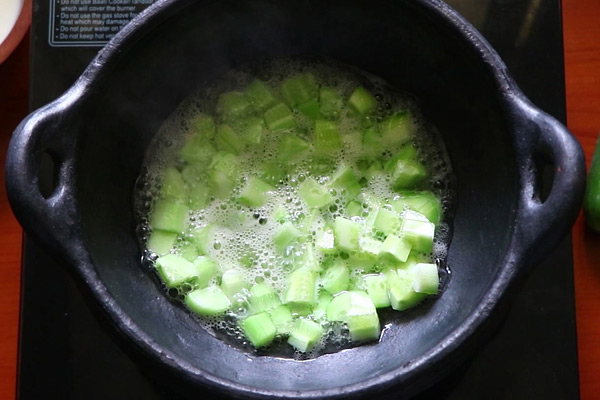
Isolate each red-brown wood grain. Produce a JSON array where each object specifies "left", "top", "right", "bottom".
[{"left": 0, "top": 1, "right": 598, "bottom": 397}]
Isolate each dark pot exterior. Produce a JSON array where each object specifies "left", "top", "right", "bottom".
[{"left": 5, "top": 0, "right": 585, "bottom": 398}]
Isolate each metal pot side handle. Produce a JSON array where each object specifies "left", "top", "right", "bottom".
[{"left": 508, "top": 93, "right": 586, "bottom": 267}]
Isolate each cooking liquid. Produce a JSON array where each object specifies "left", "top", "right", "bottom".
[{"left": 134, "top": 58, "right": 455, "bottom": 359}]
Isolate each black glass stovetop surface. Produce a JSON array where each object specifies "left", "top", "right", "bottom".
[{"left": 17, "top": 1, "right": 580, "bottom": 398}]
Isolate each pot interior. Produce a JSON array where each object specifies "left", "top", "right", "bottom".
[{"left": 75, "top": 0, "right": 518, "bottom": 395}]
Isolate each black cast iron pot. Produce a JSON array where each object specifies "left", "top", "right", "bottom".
[{"left": 6, "top": 0, "right": 585, "bottom": 398}]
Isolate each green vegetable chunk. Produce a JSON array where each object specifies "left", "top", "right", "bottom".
[
  {"left": 411, "top": 263, "right": 439, "bottom": 294},
  {"left": 221, "top": 269, "right": 249, "bottom": 300},
  {"left": 363, "top": 274, "right": 391, "bottom": 308},
  {"left": 147, "top": 230, "right": 177, "bottom": 256},
  {"left": 239, "top": 177, "right": 275, "bottom": 207},
  {"left": 215, "top": 124, "right": 244, "bottom": 155},
  {"left": 298, "top": 178, "right": 333, "bottom": 208},
  {"left": 264, "top": 103, "right": 296, "bottom": 131},
  {"left": 268, "top": 305, "right": 294, "bottom": 335},
  {"left": 274, "top": 222, "right": 301, "bottom": 251},
  {"left": 319, "top": 87, "right": 343, "bottom": 120},
  {"left": 334, "top": 217, "right": 362, "bottom": 252},
  {"left": 284, "top": 267, "right": 318, "bottom": 314},
  {"left": 149, "top": 198, "right": 188, "bottom": 233},
  {"left": 379, "top": 234, "right": 411, "bottom": 263},
  {"left": 277, "top": 134, "right": 309, "bottom": 162},
  {"left": 287, "top": 319, "right": 324, "bottom": 352},
  {"left": 328, "top": 166, "right": 361, "bottom": 199},
  {"left": 281, "top": 73, "right": 318, "bottom": 107},
  {"left": 321, "top": 260, "right": 350, "bottom": 295},
  {"left": 249, "top": 283, "right": 281, "bottom": 314},
  {"left": 385, "top": 268, "right": 426, "bottom": 311},
  {"left": 347, "top": 312, "right": 380, "bottom": 342},
  {"left": 392, "top": 191, "right": 442, "bottom": 225},
  {"left": 192, "top": 256, "right": 219, "bottom": 288},
  {"left": 348, "top": 86, "right": 377, "bottom": 116},
  {"left": 584, "top": 135, "right": 600, "bottom": 231},
  {"left": 242, "top": 312, "right": 277, "bottom": 347},
  {"left": 380, "top": 112, "right": 414, "bottom": 148},
  {"left": 401, "top": 218, "right": 435, "bottom": 253},
  {"left": 373, "top": 207, "right": 401, "bottom": 235},
  {"left": 314, "top": 119, "right": 341, "bottom": 155},
  {"left": 216, "top": 91, "right": 252, "bottom": 121},
  {"left": 245, "top": 79, "right": 276, "bottom": 112},
  {"left": 155, "top": 254, "right": 197, "bottom": 288},
  {"left": 185, "top": 285, "right": 231, "bottom": 315}
]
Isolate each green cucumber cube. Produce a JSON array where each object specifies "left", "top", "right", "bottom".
[
  {"left": 180, "top": 134, "right": 217, "bottom": 166},
  {"left": 387, "top": 158, "right": 428, "bottom": 190},
  {"left": 249, "top": 283, "right": 281, "bottom": 314},
  {"left": 316, "top": 228, "right": 336, "bottom": 254},
  {"left": 362, "top": 126, "right": 382, "bottom": 156},
  {"left": 245, "top": 79, "right": 276, "bottom": 111},
  {"left": 189, "top": 114, "right": 217, "bottom": 138},
  {"left": 297, "top": 98, "right": 320, "bottom": 120},
  {"left": 284, "top": 267, "right": 317, "bottom": 311},
  {"left": 346, "top": 200, "right": 363, "bottom": 217},
  {"left": 191, "top": 224, "right": 214, "bottom": 255},
  {"left": 185, "top": 285, "right": 231, "bottom": 315},
  {"left": 268, "top": 305, "right": 294, "bottom": 335},
  {"left": 313, "top": 119, "right": 341, "bottom": 155},
  {"left": 287, "top": 318, "right": 324, "bottom": 352},
  {"left": 216, "top": 91, "right": 252, "bottom": 121},
  {"left": 348, "top": 86, "right": 377, "bottom": 116},
  {"left": 209, "top": 150, "right": 239, "bottom": 178},
  {"left": 242, "top": 312, "right": 277, "bottom": 347},
  {"left": 149, "top": 198, "right": 189, "bottom": 233},
  {"left": 178, "top": 239, "right": 199, "bottom": 261},
  {"left": 328, "top": 166, "right": 361, "bottom": 199},
  {"left": 208, "top": 170, "right": 235, "bottom": 199},
  {"left": 239, "top": 117, "right": 265, "bottom": 145},
  {"left": 215, "top": 124, "right": 244, "bottom": 155},
  {"left": 401, "top": 218, "right": 435, "bottom": 253},
  {"left": 147, "top": 230, "right": 177, "bottom": 256},
  {"left": 239, "top": 177, "right": 275, "bottom": 207},
  {"left": 392, "top": 191, "right": 442, "bottom": 225},
  {"left": 312, "top": 291, "right": 333, "bottom": 320},
  {"left": 159, "top": 167, "right": 187, "bottom": 200},
  {"left": 277, "top": 134, "right": 309, "bottom": 162},
  {"left": 319, "top": 87, "right": 343, "bottom": 120},
  {"left": 264, "top": 103, "right": 296, "bottom": 131},
  {"left": 373, "top": 207, "right": 401, "bottom": 235},
  {"left": 298, "top": 178, "right": 333, "bottom": 208},
  {"left": 321, "top": 260, "right": 350, "bottom": 295},
  {"left": 326, "top": 290, "right": 375, "bottom": 322},
  {"left": 192, "top": 256, "right": 219, "bottom": 288},
  {"left": 379, "top": 234, "right": 411, "bottom": 263},
  {"left": 347, "top": 312, "right": 380, "bottom": 342},
  {"left": 274, "top": 222, "right": 301, "bottom": 251},
  {"left": 384, "top": 268, "right": 427, "bottom": 311},
  {"left": 280, "top": 73, "right": 318, "bottom": 107},
  {"left": 363, "top": 274, "right": 390, "bottom": 308},
  {"left": 261, "top": 161, "right": 287, "bottom": 186},
  {"left": 358, "top": 237, "right": 383, "bottom": 258},
  {"left": 380, "top": 112, "right": 413, "bottom": 148},
  {"left": 412, "top": 263, "right": 439, "bottom": 294},
  {"left": 155, "top": 254, "right": 198, "bottom": 288},
  {"left": 334, "top": 217, "right": 362, "bottom": 252},
  {"left": 221, "top": 269, "right": 249, "bottom": 300}
]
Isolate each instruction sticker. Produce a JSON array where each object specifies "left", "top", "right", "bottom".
[{"left": 49, "top": 0, "right": 155, "bottom": 47}]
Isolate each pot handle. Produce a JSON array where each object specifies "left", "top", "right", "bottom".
[
  {"left": 510, "top": 95, "right": 585, "bottom": 266},
  {"left": 6, "top": 96, "right": 82, "bottom": 259}
]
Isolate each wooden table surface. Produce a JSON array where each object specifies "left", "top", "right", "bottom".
[{"left": 1, "top": 0, "right": 599, "bottom": 398}]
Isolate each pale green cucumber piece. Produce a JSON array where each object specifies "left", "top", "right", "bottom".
[
  {"left": 312, "top": 291, "right": 333, "bottom": 320},
  {"left": 215, "top": 124, "right": 244, "bottom": 155},
  {"left": 178, "top": 239, "right": 199, "bottom": 261},
  {"left": 387, "top": 158, "right": 427, "bottom": 190},
  {"left": 245, "top": 79, "right": 276, "bottom": 112},
  {"left": 208, "top": 151, "right": 239, "bottom": 198},
  {"left": 379, "top": 234, "right": 411, "bottom": 263},
  {"left": 296, "top": 243, "right": 322, "bottom": 273},
  {"left": 180, "top": 117, "right": 217, "bottom": 164},
  {"left": 147, "top": 230, "right": 177, "bottom": 256},
  {"left": 273, "top": 222, "right": 301, "bottom": 251},
  {"left": 328, "top": 166, "right": 361, "bottom": 199},
  {"left": 216, "top": 91, "right": 252, "bottom": 121},
  {"left": 287, "top": 318, "right": 324, "bottom": 352},
  {"left": 346, "top": 200, "right": 363, "bottom": 217},
  {"left": 297, "top": 98, "right": 320, "bottom": 120},
  {"left": 155, "top": 254, "right": 197, "bottom": 288},
  {"left": 362, "top": 126, "right": 381, "bottom": 156},
  {"left": 242, "top": 312, "right": 277, "bottom": 347},
  {"left": 264, "top": 103, "right": 296, "bottom": 131},
  {"left": 249, "top": 283, "right": 281, "bottom": 314},
  {"left": 238, "top": 177, "right": 275, "bottom": 207},
  {"left": 186, "top": 285, "right": 231, "bottom": 316},
  {"left": 313, "top": 119, "right": 341, "bottom": 155},
  {"left": 401, "top": 218, "right": 435, "bottom": 253},
  {"left": 272, "top": 205, "right": 289, "bottom": 224},
  {"left": 384, "top": 268, "right": 427, "bottom": 311},
  {"left": 221, "top": 269, "right": 249, "bottom": 300},
  {"left": 412, "top": 263, "right": 439, "bottom": 294},
  {"left": 348, "top": 86, "right": 377, "bottom": 116},
  {"left": 316, "top": 228, "right": 336, "bottom": 254},
  {"left": 261, "top": 161, "right": 287, "bottom": 186},
  {"left": 334, "top": 217, "right": 362, "bottom": 252},
  {"left": 277, "top": 134, "right": 309, "bottom": 162},
  {"left": 149, "top": 198, "right": 189, "bottom": 233},
  {"left": 284, "top": 267, "right": 317, "bottom": 312},
  {"left": 210, "top": 151, "right": 239, "bottom": 176},
  {"left": 380, "top": 112, "right": 413, "bottom": 148},
  {"left": 373, "top": 207, "right": 401, "bottom": 235},
  {"left": 347, "top": 312, "right": 380, "bottom": 342},
  {"left": 392, "top": 191, "right": 442, "bottom": 225},
  {"left": 192, "top": 256, "right": 219, "bottom": 288},
  {"left": 280, "top": 73, "right": 318, "bottom": 107},
  {"left": 359, "top": 237, "right": 383, "bottom": 258},
  {"left": 268, "top": 305, "right": 294, "bottom": 335},
  {"left": 298, "top": 178, "right": 333, "bottom": 208},
  {"left": 238, "top": 116, "right": 265, "bottom": 145},
  {"left": 365, "top": 158, "right": 384, "bottom": 178},
  {"left": 396, "top": 143, "right": 419, "bottom": 160},
  {"left": 187, "top": 182, "right": 211, "bottom": 209},
  {"left": 363, "top": 274, "right": 390, "bottom": 308},
  {"left": 159, "top": 167, "right": 187, "bottom": 200},
  {"left": 326, "top": 290, "right": 375, "bottom": 322},
  {"left": 189, "top": 114, "right": 217, "bottom": 138},
  {"left": 319, "top": 87, "right": 343, "bottom": 120},
  {"left": 321, "top": 260, "right": 350, "bottom": 295},
  {"left": 190, "top": 224, "right": 214, "bottom": 255}
]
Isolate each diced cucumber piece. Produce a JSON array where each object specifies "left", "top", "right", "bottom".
[
  {"left": 208, "top": 170, "right": 235, "bottom": 199},
  {"left": 215, "top": 124, "right": 244, "bottom": 155},
  {"left": 216, "top": 91, "right": 252, "bottom": 121},
  {"left": 319, "top": 87, "right": 343, "bottom": 120},
  {"left": 334, "top": 217, "right": 362, "bottom": 252},
  {"left": 358, "top": 237, "right": 383, "bottom": 258},
  {"left": 261, "top": 161, "right": 287, "bottom": 186},
  {"left": 192, "top": 256, "right": 219, "bottom": 288},
  {"left": 268, "top": 305, "right": 294, "bottom": 335},
  {"left": 178, "top": 239, "right": 199, "bottom": 261},
  {"left": 239, "top": 177, "right": 275, "bottom": 207},
  {"left": 284, "top": 267, "right": 317, "bottom": 312},
  {"left": 274, "top": 222, "right": 301, "bottom": 251},
  {"left": 326, "top": 290, "right": 375, "bottom": 322},
  {"left": 180, "top": 134, "right": 217, "bottom": 166},
  {"left": 150, "top": 198, "right": 189, "bottom": 233},
  {"left": 264, "top": 103, "right": 296, "bottom": 131},
  {"left": 348, "top": 86, "right": 377, "bottom": 116},
  {"left": 363, "top": 274, "right": 390, "bottom": 308},
  {"left": 297, "top": 98, "right": 320, "bottom": 120},
  {"left": 147, "top": 230, "right": 177, "bottom": 256},
  {"left": 190, "top": 224, "right": 214, "bottom": 255},
  {"left": 239, "top": 117, "right": 265, "bottom": 145},
  {"left": 412, "top": 263, "right": 439, "bottom": 294},
  {"left": 384, "top": 268, "right": 427, "bottom": 311},
  {"left": 189, "top": 114, "right": 217, "bottom": 138},
  {"left": 287, "top": 318, "right": 324, "bottom": 352},
  {"left": 328, "top": 166, "right": 361, "bottom": 199},
  {"left": 361, "top": 126, "right": 382, "bottom": 156},
  {"left": 387, "top": 158, "right": 428, "bottom": 190},
  {"left": 346, "top": 200, "right": 363, "bottom": 217},
  {"left": 221, "top": 269, "right": 249, "bottom": 300},
  {"left": 187, "top": 182, "right": 211, "bottom": 209},
  {"left": 312, "top": 291, "right": 333, "bottom": 320},
  {"left": 316, "top": 228, "right": 336, "bottom": 254},
  {"left": 155, "top": 254, "right": 198, "bottom": 289},
  {"left": 281, "top": 73, "right": 318, "bottom": 107},
  {"left": 380, "top": 112, "right": 413, "bottom": 148},
  {"left": 272, "top": 205, "right": 289, "bottom": 224},
  {"left": 392, "top": 191, "right": 442, "bottom": 225},
  {"left": 397, "top": 143, "right": 419, "bottom": 160},
  {"left": 373, "top": 207, "right": 401, "bottom": 235},
  {"left": 210, "top": 151, "right": 239, "bottom": 177},
  {"left": 185, "top": 285, "right": 231, "bottom": 315},
  {"left": 245, "top": 79, "right": 276, "bottom": 112},
  {"left": 401, "top": 218, "right": 435, "bottom": 253},
  {"left": 321, "top": 260, "right": 350, "bottom": 295},
  {"left": 208, "top": 151, "right": 239, "bottom": 198},
  {"left": 159, "top": 167, "right": 187, "bottom": 200},
  {"left": 249, "top": 283, "right": 281, "bottom": 314},
  {"left": 347, "top": 312, "right": 380, "bottom": 342},
  {"left": 379, "top": 234, "right": 411, "bottom": 263},
  {"left": 277, "top": 134, "right": 309, "bottom": 162},
  {"left": 242, "top": 312, "right": 277, "bottom": 347},
  {"left": 298, "top": 178, "right": 333, "bottom": 208},
  {"left": 313, "top": 119, "right": 341, "bottom": 155}
]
